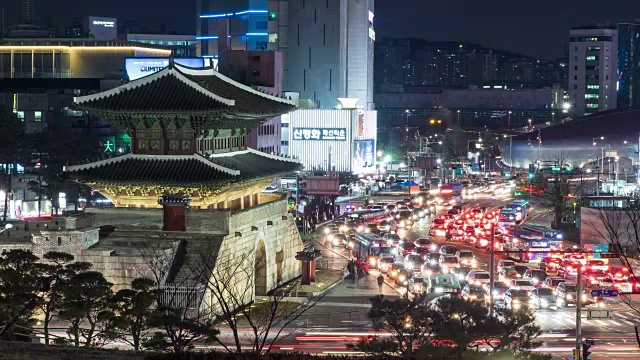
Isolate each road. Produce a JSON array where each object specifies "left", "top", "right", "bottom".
[{"left": 284, "top": 192, "right": 640, "bottom": 359}]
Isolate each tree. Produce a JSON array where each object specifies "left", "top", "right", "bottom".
[
  {"left": 108, "top": 278, "right": 157, "bottom": 351},
  {"left": 188, "top": 245, "right": 324, "bottom": 353},
  {"left": 0, "top": 249, "right": 44, "bottom": 340},
  {"left": 137, "top": 241, "right": 219, "bottom": 353},
  {"left": 476, "top": 308, "right": 542, "bottom": 355},
  {"left": 358, "top": 295, "right": 439, "bottom": 357},
  {"left": 582, "top": 200, "right": 640, "bottom": 315},
  {"left": 431, "top": 296, "right": 489, "bottom": 356},
  {"left": 37, "top": 251, "right": 92, "bottom": 345},
  {"left": 0, "top": 106, "right": 26, "bottom": 222},
  {"left": 58, "top": 271, "right": 115, "bottom": 347}
]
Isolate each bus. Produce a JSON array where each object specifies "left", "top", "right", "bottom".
[
  {"left": 504, "top": 226, "right": 563, "bottom": 263},
  {"left": 506, "top": 200, "right": 530, "bottom": 223},
  {"left": 498, "top": 207, "right": 517, "bottom": 228},
  {"left": 436, "top": 184, "right": 463, "bottom": 205}
]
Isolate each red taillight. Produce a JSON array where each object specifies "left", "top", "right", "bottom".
[
  {"left": 623, "top": 268, "right": 630, "bottom": 272},
  {"left": 568, "top": 266, "right": 573, "bottom": 270}
]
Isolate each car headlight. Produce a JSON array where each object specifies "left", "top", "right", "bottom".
[
  {"left": 566, "top": 294, "right": 573, "bottom": 300},
  {"left": 369, "top": 258, "right": 377, "bottom": 266},
  {"left": 540, "top": 299, "right": 549, "bottom": 306},
  {"left": 582, "top": 294, "right": 588, "bottom": 301},
  {"left": 435, "top": 287, "right": 444, "bottom": 293},
  {"left": 348, "top": 241, "right": 354, "bottom": 248},
  {"left": 471, "top": 259, "right": 477, "bottom": 266},
  {"left": 385, "top": 225, "right": 390, "bottom": 230},
  {"left": 420, "top": 211, "right": 425, "bottom": 216},
  {"left": 430, "top": 244, "right": 437, "bottom": 251},
  {"left": 399, "top": 275, "right": 406, "bottom": 282},
  {"left": 332, "top": 239, "right": 339, "bottom": 246},
  {"left": 470, "top": 295, "right": 477, "bottom": 300},
  {"left": 405, "top": 262, "right": 413, "bottom": 269},
  {"left": 324, "top": 228, "right": 330, "bottom": 234}
]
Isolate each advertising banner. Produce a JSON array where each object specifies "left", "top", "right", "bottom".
[
  {"left": 88, "top": 16, "right": 117, "bottom": 40},
  {"left": 353, "top": 140, "right": 375, "bottom": 172},
  {"left": 292, "top": 128, "right": 346, "bottom": 141},
  {"left": 125, "top": 58, "right": 206, "bottom": 81}
]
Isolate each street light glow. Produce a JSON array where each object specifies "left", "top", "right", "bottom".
[
  {"left": 377, "top": 150, "right": 383, "bottom": 157},
  {"left": 562, "top": 102, "right": 571, "bottom": 110}
]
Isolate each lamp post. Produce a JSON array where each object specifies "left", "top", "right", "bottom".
[
  {"left": 457, "top": 110, "right": 461, "bottom": 126},
  {"left": 507, "top": 110, "right": 512, "bottom": 130},
  {"left": 0, "top": 223, "right": 13, "bottom": 235}
]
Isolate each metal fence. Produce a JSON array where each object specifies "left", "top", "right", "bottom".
[{"left": 158, "top": 283, "right": 205, "bottom": 310}]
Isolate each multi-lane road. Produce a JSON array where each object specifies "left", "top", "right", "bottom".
[{"left": 280, "top": 192, "right": 640, "bottom": 359}]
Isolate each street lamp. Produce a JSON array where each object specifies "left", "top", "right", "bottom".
[
  {"left": 592, "top": 136, "right": 604, "bottom": 146},
  {"left": 562, "top": 102, "right": 572, "bottom": 113},
  {"left": 457, "top": 110, "right": 461, "bottom": 125},
  {"left": 0, "top": 223, "right": 13, "bottom": 235},
  {"left": 507, "top": 110, "right": 512, "bottom": 130}
]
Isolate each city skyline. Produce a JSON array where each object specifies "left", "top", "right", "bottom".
[{"left": 5, "top": 0, "right": 640, "bottom": 59}]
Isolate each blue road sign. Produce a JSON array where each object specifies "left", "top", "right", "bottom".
[{"left": 591, "top": 289, "right": 618, "bottom": 297}]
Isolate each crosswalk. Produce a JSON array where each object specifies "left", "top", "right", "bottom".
[{"left": 536, "top": 306, "right": 640, "bottom": 330}]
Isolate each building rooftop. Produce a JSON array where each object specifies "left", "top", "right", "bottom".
[
  {"left": 64, "top": 149, "right": 301, "bottom": 186},
  {"left": 512, "top": 108, "right": 640, "bottom": 141},
  {"left": 0, "top": 38, "right": 172, "bottom": 51}
]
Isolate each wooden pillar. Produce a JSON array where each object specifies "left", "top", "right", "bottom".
[
  {"left": 301, "top": 260, "right": 311, "bottom": 285},
  {"left": 309, "top": 259, "right": 317, "bottom": 282}
]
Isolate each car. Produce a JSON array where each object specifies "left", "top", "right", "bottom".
[
  {"left": 439, "top": 255, "right": 460, "bottom": 273},
  {"left": 394, "top": 268, "right": 411, "bottom": 286},
  {"left": 456, "top": 250, "right": 477, "bottom": 267},
  {"left": 466, "top": 270, "right": 491, "bottom": 285},
  {"left": 409, "top": 276, "right": 426, "bottom": 294},
  {"left": 404, "top": 254, "right": 424, "bottom": 273},
  {"left": 323, "top": 223, "right": 339, "bottom": 234},
  {"left": 424, "top": 273, "right": 461, "bottom": 294},
  {"left": 388, "top": 264, "right": 403, "bottom": 280},
  {"left": 598, "top": 277, "right": 633, "bottom": 293},
  {"left": 557, "top": 261, "right": 581, "bottom": 278},
  {"left": 540, "top": 257, "right": 562, "bottom": 273},
  {"left": 513, "top": 265, "right": 530, "bottom": 278},
  {"left": 331, "top": 233, "right": 348, "bottom": 247},
  {"left": 523, "top": 269, "right": 548, "bottom": 287},
  {"left": 483, "top": 283, "right": 509, "bottom": 303},
  {"left": 554, "top": 282, "right": 588, "bottom": 307},
  {"left": 497, "top": 260, "right": 515, "bottom": 271},
  {"left": 461, "top": 284, "right": 486, "bottom": 301},
  {"left": 499, "top": 267, "right": 519, "bottom": 284},
  {"left": 529, "top": 288, "right": 556, "bottom": 310},
  {"left": 609, "top": 266, "right": 631, "bottom": 280},
  {"left": 451, "top": 266, "right": 473, "bottom": 283},
  {"left": 439, "top": 245, "right": 458, "bottom": 256},
  {"left": 542, "top": 277, "right": 565, "bottom": 292},
  {"left": 382, "top": 233, "right": 401, "bottom": 246},
  {"left": 397, "top": 242, "right": 417, "bottom": 256},
  {"left": 504, "top": 289, "right": 530, "bottom": 310},
  {"left": 509, "top": 279, "right": 535, "bottom": 292},
  {"left": 378, "top": 257, "right": 395, "bottom": 273},
  {"left": 364, "top": 223, "right": 380, "bottom": 235},
  {"left": 413, "top": 247, "right": 431, "bottom": 261}
]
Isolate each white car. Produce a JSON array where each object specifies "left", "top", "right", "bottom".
[
  {"left": 456, "top": 250, "right": 477, "bottom": 267},
  {"left": 599, "top": 277, "right": 633, "bottom": 293},
  {"left": 497, "top": 260, "right": 515, "bottom": 272},
  {"left": 466, "top": 270, "right": 491, "bottom": 285},
  {"left": 509, "top": 279, "right": 535, "bottom": 292}
]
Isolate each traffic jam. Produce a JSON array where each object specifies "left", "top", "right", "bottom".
[{"left": 323, "top": 183, "right": 640, "bottom": 311}]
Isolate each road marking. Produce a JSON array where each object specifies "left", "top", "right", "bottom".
[
  {"left": 617, "top": 312, "right": 629, "bottom": 319},
  {"left": 621, "top": 319, "right": 636, "bottom": 326},
  {"left": 609, "top": 320, "right": 622, "bottom": 326},
  {"left": 595, "top": 320, "right": 607, "bottom": 326}
]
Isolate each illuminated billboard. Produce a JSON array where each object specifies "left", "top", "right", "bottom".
[
  {"left": 125, "top": 58, "right": 206, "bottom": 81},
  {"left": 88, "top": 16, "right": 117, "bottom": 40},
  {"left": 292, "top": 128, "right": 346, "bottom": 141},
  {"left": 353, "top": 140, "right": 375, "bottom": 173}
]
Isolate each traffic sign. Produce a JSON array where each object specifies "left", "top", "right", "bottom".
[{"left": 591, "top": 289, "right": 618, "bottom": 297}]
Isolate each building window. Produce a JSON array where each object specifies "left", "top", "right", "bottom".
[
  {"left": 256, "top": 41, "right": 267, "bottom": 50},
  {"left": 585, "top": 94, "right": 599, "bottom": 99},
  {"left": 34, "top": 111, "right": 42, "bottom": 122},
  {"left": 57, "top": 237, "right": 62, "bottom": 246},
  {"left": 16, "top": 111, "right": 25, "bottom": 121},
  {"left": 281, "top": 122, "right": 289, "bottom": 128},
  {"left": 586, "top": 55, "right": 597, "bottom": 61},
  {"left": 281, "top": 140, "right": 289, "bottom": 146},
  {"left": 586, "top": 104, "right": 599, "bottom": 109},
  {"left": 269, "top": 11, "right": 278, "bottom": 20},
  {"left": 269, "top": 33, "right": 278, "bottom": 43},
  {"left": 587, "top": 85, "right": 600, "bottom": 90}
]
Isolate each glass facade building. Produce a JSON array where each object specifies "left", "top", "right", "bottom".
[{"left": 617, "top": 23, "right": 640, "bottom": 109}]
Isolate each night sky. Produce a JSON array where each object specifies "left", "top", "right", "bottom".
[{"left": 5, "top": 0, "right": 640, "bottom": 60}]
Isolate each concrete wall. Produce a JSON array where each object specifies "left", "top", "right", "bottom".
[{"left": 32, "top": 228, "right": 99, "bottom": 256}]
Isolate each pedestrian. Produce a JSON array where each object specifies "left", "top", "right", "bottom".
[{"left": 377, "top": 274, "right": 384, "bottom": 292}]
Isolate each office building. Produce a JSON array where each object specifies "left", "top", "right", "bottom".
[
  {"left": 196, "top": 0, "right": 286, "bottom": 57},
  {"left": 618, "top": 23, "right": 640, "bottom": 109},
  {"left": 568, "top": 26, "right": 618, "bottom": 117},
  {"left": 127, "top": 34, "right": 197, "bottom": 57},
  {"left": 286, "top": 0, "right": 375, "bottom": 110}
]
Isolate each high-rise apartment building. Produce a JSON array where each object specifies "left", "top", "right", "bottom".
[
  {"left": 21, "top": 0, "right": 36, "bottom": 24},
  {"left": 196, "top": 0, "right": 286, "bottom": 58},
  {"left": 286, "top": 0, "right": 375, "bottom": 110},
  {"left": 568, "top": 26, "right": 618, "bottom": 117},
  {"left": 618, "top": 23, "right": 640, "bottom": 109}
]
